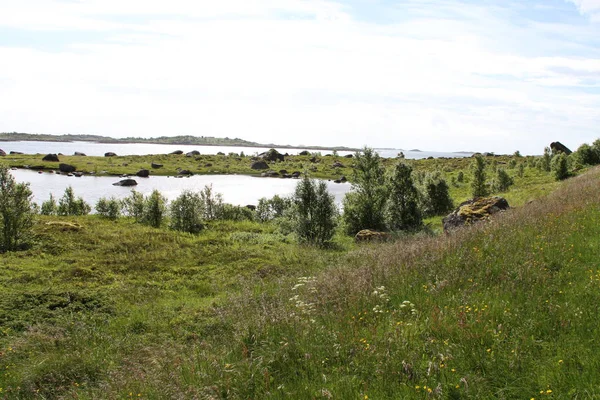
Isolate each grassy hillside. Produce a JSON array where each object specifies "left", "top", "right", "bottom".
[{"left": 1, "top": 167, "right": 598, "bottom": 398}]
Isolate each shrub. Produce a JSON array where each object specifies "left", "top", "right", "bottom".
[
  {"left": 385, "top": 163, "right": 422, "bottom": 231},
  {"left": 293, "top": 175, "right": 338, "bottom": 246},
  {"left": 517, "top": 163, "right": 525, "bottom": 178},
  {"left": 541, "top": 147, "right": 552, "bottom": 172},
  {"left": 40, "top": 194, "right": 58, "bottom": 215},
  {"left": 492, "top": 168, "right": 514, "bottom": 192},
  {"left": 0, "top": 164, "right": 35, "bottom": 252},
  {"left": 342, "top": 147, "right": 387, "bottom": 234},
  {"left": 470, "top": 155, "right": 489, "bottom": 197},
  {"left": 169, "top": 190, "right": 204, "bottom": 233},
  {"left": 256, "top": 195, "right": 293, "bottom": 222},
  {"left": 457, "top": 171, "right": 464, "bottom": 183},
  {"left": 57, "top": 186, "right": 91, "bottom": 216},
  {"left": 95, "top": 197, "right": 121, "bottom": 220},
  {"left": 122, "top": 190, "right": 146, "bottom": 222},
  {"left": 143, "top": 190, "right": 167, "bottom": 228},
  {"left": 199, "top": 184, "right": 224, "bottom": 220},
  {"left": 220, "top": 204, "right": 255, "bottom": 221},
  {"left": 575, "top": 143, "right": 600, "bottom": 166},
  {"left": 551, "top": 153, "right": 569, "bottom": 181},
  {"left": 420, "top": 172, "right": 453, "bottom": 217}
]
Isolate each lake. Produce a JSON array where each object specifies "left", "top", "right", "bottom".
[
  {"left": 10, "top": 169, "right": 352, "bottom": 208},
  {"left": 0, "top": 140, "right": 471, "bottom": 159}
]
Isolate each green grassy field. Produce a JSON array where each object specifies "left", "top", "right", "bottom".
[{"left": 1, "top": 158, "right": 597, "bottom": 399}]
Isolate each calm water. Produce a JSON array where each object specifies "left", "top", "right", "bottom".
[
  {"left": 0, "top": 141, "right": 471, "bottom": 159},
  {"left": 10, "top": 169, "right": 352, "bottom": 207}
]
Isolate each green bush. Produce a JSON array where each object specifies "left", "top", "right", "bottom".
[
  {"left": 122, "top": 190, "right": 146, "bottom": 222},
  {"left": 256, "top": 195, "right": 293, "bottom": 222},
  {"left": 95, "top": 197, "right": 121, "bottom": 220},
  {"left": 0, "top": 164, "right": 35, "bottom": 252},
  {"left": 551, "top": 153, "right": 569, "bottom": 181},
  {"left": 470, "top": 155, "right": 489, "bottom": 197},
  {"left": 575, "top": 143, "right": 600, "bottom": 166},
  {"left": 385, "top": 163, "right": 422, "bottom": 231},
  {"left": 199, "top": 184, "right": 224, "bottom": 220},
  {"left": 342, "top": 147, "right": 387, "bottom": 234},
  {"left": 40, "top": 194, "right": 58, "bottom": 215},
  {"left": 57, "top": 186, "right": 91, "bottom": 216},
  {"left": 169, "top": 190, "right": 204, "bottom": 233},
  {"left": 143, "top": 190, "right": 167, "bottom": 228},
  {"left": 492, "top": 168, "right": 514, "bottom": 192},
  {"left": 420, "top": 172, "right": 453, "bottom": 217},
  {"left": 293, "top": 175, "right": 338, "bottom": 246},
  {"left": 220, "top": 204, "right": 255, "bottom": 221}
]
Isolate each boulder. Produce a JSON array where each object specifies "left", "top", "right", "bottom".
[
  {"left": 246, "top": 204, "right": 257, "bottom": 211},
  {"left": 170, "top": 150, "right": 184, "bottom": 155},
  {"left": 104, "top": 152, "right": 117, "bottom": 157},
  {"left": 251, "top": 160, "right": 269, "bottom": 170},
  {"left": 42, "top": 153, "right": 60, "bottom": 162},
  {"left": 136, "top": 169, "right": 150, "bottom": 178},
  {"left": 59, "top": 163, "right": 77, "bottom": 173},
  {"left": 309, "top": 156, "right": 318, "bottom": 163},
  {"left": 73, "top": 172, "right": 83, "bottom": 177},
  {"left": 261, "top": 149, "right": 285, "bottom": 162},
  {"left": 151, "top": 162, "right": 163, "bottom": 169},
  {"left": 178, "top": 169, "right": 193, "bottom": 175},
  {"left": 550, "top": 141, "right": 572, "bottom": 155},
  {"left": 443, "top": 196, "right": 509, "bottom": 232},
  {"left": 112, "top": 178, "right": 138, "bottom": 187},
  {"left": 186, "top": 150, "right": 200, "bottom": 157},
  {"left": 340, "top": 176, "right": 347, "bottom": 183},
  {"left": 74, "top": 151, "right": 86, "bottom": 156},
  {"left": 344, "top": 154, "right": 353, "bottom": 158},
  {"left": 332, "top": 161, "right": 345, "bottom": 168},
  {"left": 291, "top": 171, "right": 301, "bottom": 178},
  {"left": 204, "top": 163, "right": 213, "bottom": 167},
  {"left": 298, "top": 150, "right": 310, "bottom": 156},
  {"left": 261, "top": 171, "right": 280, "bottom": 177},
  {"left": 10, "top": 151, "right": 23, "bottom": 154},
  {"left": 355, "top": 229, "right": 391, "bottom": 243},
  {"left": 0, "top": 149, "right": 5, "bottom": 156}
]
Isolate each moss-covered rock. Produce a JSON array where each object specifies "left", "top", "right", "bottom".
[{"left": 443, "top": 196, "right": 509, "bottom": 232}]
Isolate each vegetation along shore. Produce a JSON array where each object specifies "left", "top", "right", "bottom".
[{"left": 0, "top": 138, "right": 599, "bottom": 398}]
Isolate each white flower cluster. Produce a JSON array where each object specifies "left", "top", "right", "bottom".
[
  {"left": 372, "top": 286, "right": 390, "bottom": 314},
  {"left": 290, "top": 276, "right": 318, "bottom": 317},
  {"left": 399, "top": 300, "right": 417, "bottom": 316}
]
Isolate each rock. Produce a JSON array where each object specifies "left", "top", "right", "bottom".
[
  {"left": 251, "top": 160, "right": 269, "bottom": 170},
  {"left": 112, "top": 178, "right": 138, "bottom": 187},
  {"left": 74, "top": 151, "right": 86, "bottom": 156},
  {"left": 299, "top": 150, "right": 310, "bottom": 156},
  {"left": 186, "top": 150, "right": 200, "bottom": 157},
  {"left": 344, "top": 154, "right": 353, "bottom": 158},
  {"left": 0, "top": 149, "right": 5, "bottom": 156},
  {"left": 332, "top": 161, "right": 345, "bottom": 168},
  {"left": 73, "top": 172, "right": 83, "bottom": 177},
  {"left": 136, "top": 169, "right": 150, "bottom": 178},
  {"left": 291, "top": 171, "right": 301, "bottom": 178},
  {"left": 204, "top": 163, "right": 213, "bottom": 167},
  {"left": 217, "top": 152, "right": 225, "bottom": 156},
  {"left": 340, "top": 176, "right": 347, "bottom": 183},
  {"left": 10, "top": 151, "right": 23, "bottom": 154},
  {"left": 309, "top": 156, "right": 318, "bottom": 163},
  {"left": 59, "top": 163, "right": 77, "bottom": 173},
  {"left": 443, "top": 196, "right": 509, "bottom": 232},
  {"left": 355, "top": 229, "right": 391, "bottom": 243},
  {"left": 170, "top": 150, "right": 183, "bottom": 155},
  {"left": 246, "top": 204, "right": 257, "bottom": 211},
  {"left": 104, "top": 152, "right": 117, "bottom": 157},
  {"left": 151, "top": 162, "right": 163, "bottom": 169},
  {"left": 550, "top": 141, "right": 572, "bottom": 155},
  {"left": 178, "top": 170, "right": 193, "bottom": 175},
  {"left": 42, "top": 153, "right": 60, "bottom": 162},
  {"left": 279, "top": 169, "right": 288, "bottom": 175},
  {"left": 261, "top": 149, "right": 285, "bottom": 162},
  {"left": 261, "top": 171, "right": 280, "bottom": 177}
]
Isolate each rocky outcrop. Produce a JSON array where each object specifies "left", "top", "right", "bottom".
[
  {"left": 112, "top": 178, "right": 138, "bottom": 187},
  {"left": 104, "top": 152, "right": 117, "bottom": 157},
  {"left": 251, "top": 160, "right": 269, "bottom": 170},
  {"left": 443, "top": 196, "right": 509, "bottom": 232},
  {"left": 136, "top": 169, "right": 150, "bottom": 178},
  {"left": 59, "top": 163, "right": 77, "bottom": 173},
  {"left": 355, "top": 229, "right": 391, "bottom": 243},
  {"left": 261, "top": 149, "right": 285, "bottom": 162},
  {"left": 550, "top": 141, "right": 572, "bottom": 155},
  {"left": 42, "top": 153, "right": 60, "bottom": 162}
]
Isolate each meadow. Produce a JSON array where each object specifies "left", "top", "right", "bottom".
[{"left": 0, "top": 152, "right": 598, "bottom": 399}]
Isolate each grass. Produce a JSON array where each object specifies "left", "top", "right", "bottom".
[{"left": 0, "top": 159, "right": 597, "bottom": 398}]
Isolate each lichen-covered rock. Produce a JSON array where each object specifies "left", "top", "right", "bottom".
[
  {"left": 355, "top": 229, "right": 391, "bottom": 242},
  {"left": 443, "top": 196, "right": 509, "bottom": 232}
]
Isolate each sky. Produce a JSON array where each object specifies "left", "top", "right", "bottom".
[{"left": 0, "top": 0, "right": 599, "bottom": 154}]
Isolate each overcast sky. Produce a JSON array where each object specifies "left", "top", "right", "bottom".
[{"left": 0, "top": 0, "right": 599, "bottom": 154}]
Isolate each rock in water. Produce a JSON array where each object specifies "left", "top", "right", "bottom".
[
  {"left": 136, "top": 169, "right": 150, "bottom": 177},
  {"left": 42, "top": 153, "right": 60, "bottom": 162},
  {"left": 59, "top": 163, "right": 77, "bottom": 173},
  {"left": 443, "top": 196, "right": 509, "bottom": 232},
  {"left": 113, "top": 178, "right": 138, "bottom": 187}
]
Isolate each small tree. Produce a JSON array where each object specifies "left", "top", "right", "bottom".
[
  {"left": 41, "top": 194, "right": 58, "bottom": 215},
  {"left": 95, "top": 197, "right": 121, "bottom": 220},
  {"left": 342, "top": 147, "right": 387, "bottom": 234},
  {"left": 122, "top": 190, "right": 146, "bottom": 222},
  {"left": 492, "top": 168, "right": 514, "bottom": 192},
  {"left": 541, "top": 147, "right": 552, "bottom": 172},
  {"left": 0, "top": 165, "right": 35, "bottom": 252},
  {"left": 420, "top": 172, "right": 453, "bottom": 217},
  {"left": 199, "top": 184, "right": 224, "bottom": 220},
  {"left": 169, "top": 190, "right": 204, "bottom": 233},
  {"left": 57, "top": 186, "right": 91, "bottom": 216},
  {"left": 470, "top": 155, "right": 489, "bottom": 198},
  {"left": 293, "top": 175, "right": 338, "bottom": 246},
  {"left": 551, "top": 153, "right": 569, "bottom": 181},
  {"left": 385, "top": 163, "right": 422, "bottom": 231},
  {"left": 143, "top": 190, "right": 167, "bottom": 228}
]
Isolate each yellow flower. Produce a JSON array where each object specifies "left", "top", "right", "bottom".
[{"left": 558, "top": 360, "right": 563, "bottom": 364}]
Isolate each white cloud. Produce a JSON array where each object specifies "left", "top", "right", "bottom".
[{"left": 566, "top": 0, "right": 600, "bottom": 20}]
